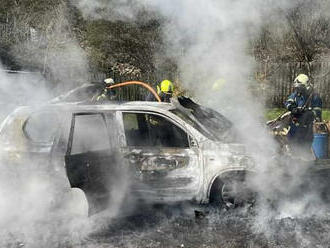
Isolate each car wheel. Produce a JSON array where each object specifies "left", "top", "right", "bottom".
[
  {"left": 221, "top": 178, "right": 255, "bottom": 207},
  {"left": 210, "top": 173, "right": 256, "bottom": 208}
]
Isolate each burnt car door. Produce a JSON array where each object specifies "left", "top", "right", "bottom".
[
  {"left": 120, "top": 111, "right": 201, "bottom": 200},
  {"left": 65, "top": 112, "right": 121, "bottom": 215}
]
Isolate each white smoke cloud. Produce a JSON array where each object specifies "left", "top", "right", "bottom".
[
  {"left": 71, "top": 0, "right": 146, "bottom": 20},
  {"left": 70, "top": 0, "right": 330, "bottom": 231},
  {"left": 0, "top": 44, "right": 92, "bottom": 247},
  {"left": 0, "top": 2, "right": 133, "bottom": 244},
  {"left": 10, "top": 2, "right": 90, "bottom": 94},
  {"left": 2, "top": 0, "right": 330, "bottom": 245}
]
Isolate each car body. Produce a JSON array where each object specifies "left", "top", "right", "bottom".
[{"left": 0, "top": 98, "right": 255, "bottom": 214}]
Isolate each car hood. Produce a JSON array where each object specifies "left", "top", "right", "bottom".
[{"left": 200, "top": 141, "right": 255, "bottom": 170}]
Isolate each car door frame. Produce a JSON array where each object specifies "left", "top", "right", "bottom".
[
  {"left": 65, "top": 110, "right": 121, "bottom": 215},
  {"left": 117, "top": 109, "right": 204, "bottom": 201}
]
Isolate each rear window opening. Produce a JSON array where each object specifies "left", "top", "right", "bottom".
[
  {"left": 70, "top": 113, "right": 111, "bottom": 155},
  {"left": 23, "top": 111, "right": 60, "bottom": 144}
]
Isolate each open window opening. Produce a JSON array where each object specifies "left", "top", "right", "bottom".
[
  {"left": 69, "top": 113, "right": 110, "bottom": 155},
  {"left": 122, "top": 112, "right": 189, "bottom": 148}
]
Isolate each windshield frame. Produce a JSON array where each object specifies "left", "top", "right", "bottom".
[
  {"left": 170, "top": 108, "right": 226, "bottom": 141},
  {"left": 170, "top": 102, "right": 235, "bottom": 142}
]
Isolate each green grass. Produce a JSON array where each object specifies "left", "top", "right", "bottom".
[{"left": 266, "top": 108, "right": 330, "bottom": 121}]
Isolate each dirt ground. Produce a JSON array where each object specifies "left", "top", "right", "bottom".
[
  {"left": 81, "top": 204, "right": 330, "bottom": 248},
  {"left": 3, "top": 202, "right": 327, "bottom": 248}
]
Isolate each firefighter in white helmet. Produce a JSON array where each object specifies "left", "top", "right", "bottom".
[
  {"left": 94, "top": 78, "right": 117, "bottom": 102},
  {"left": 284, "top": 73, "right": 322, "bottom": 145}
]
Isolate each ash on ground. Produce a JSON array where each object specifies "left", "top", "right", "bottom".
[
  {"left": 2, "top": 200, "right": 330, "bottom": 248},
  {"left": 80, "top": 204, "right": 330, "bottom": 248}
]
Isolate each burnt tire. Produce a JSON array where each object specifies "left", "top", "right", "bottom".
[
  {"left": 209, "top": 177, "right": 225, "bottom": 206},
  {"left": 209, "top": 172, "right": 256, "bottom": 208}
]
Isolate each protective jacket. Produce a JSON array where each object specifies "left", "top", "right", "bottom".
[
  {"left": 284, "top": 91, "right": 322, "bottom": 144},
  {"left": 285, "top": 92, "right": 322, "bottom": 120},
  {"left": 146, "top": 91, "right": 172, "bottom": 102},
  {"left": 146, "top": 79, "right": 173, "bottom": 102},
  {"left": 94, "top": 87, "right": 117, "bottom": 102}
]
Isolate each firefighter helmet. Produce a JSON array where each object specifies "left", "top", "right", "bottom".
[
  {"left": 104, "top": 78, "right": 114, "bottom": 85},
  {"left": 294, "top": 74, "right": 311, "bottom": 94},
  {"left": 157, "top": 80, "right": 174, "bottom": 94},
  {"left": 294, "top": 74, "right": 309, "bottom": 85},
  {"left": 212, "top": 78, "right": 226, "bottom": 91}
]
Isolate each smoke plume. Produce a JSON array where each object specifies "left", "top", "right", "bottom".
[
  {"left": 2, "top": 0, "right": 330, "bottom": 246},
  {"left": 71, "top": 0, "right": 330, "bottom": 234},
  {"left": 0, "top": 3, "right": 92, "bottom": 245}
]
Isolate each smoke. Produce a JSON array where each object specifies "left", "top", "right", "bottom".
[
  {"left": 10, "top": 2, "right": 90, "bottom": 94},
  {"left": 1, "top": 0, "right": 330, "bottom": 246},
  {"left": 0, "top": 58, "right": 135, "bottom": 246},
  {"left": 70, "top": 0, "right": 330, "bottom": 238},
  {"left": 69, "top": 0, "right": 280, "bottom": 144},
  {"left": 71, "top": 0, "right": 147, "bottom": 21},
  {"left": 0, "top": 60, "right": 98, "bottom": 246},
  {"left": 0, "top": 2, "right": 136, "bottom": 246},
  {"left": 0, "top": 3, "right": 92, "bottom": 245},
  {"left": 0, "top": 67, "right": 51, "bottom": 122}
]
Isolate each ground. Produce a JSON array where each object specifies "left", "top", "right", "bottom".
[
  {"left": 3, "top": 203, "right": 330, "bottom": 248},
  {"left": 83, "top": 205, "right": 330, "bottom": 248}
]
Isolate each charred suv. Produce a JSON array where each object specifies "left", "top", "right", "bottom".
[{"left": 0, "top": 98, "right": 255, "bottom": 215}]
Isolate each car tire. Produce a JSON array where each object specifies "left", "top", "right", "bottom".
[
  {"left": 210, "top": 172, "right": 256, "bottom": 209},
  {"left": 209, "top": 177, "right": 225, "bottom": 206}
]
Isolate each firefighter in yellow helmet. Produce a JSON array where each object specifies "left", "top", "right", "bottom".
[
  {"left": 146, "top": 79, "right": 174, "bottom": 102},
  {"left": 212, "top": 78, "right": 226, "bottom": 91}
]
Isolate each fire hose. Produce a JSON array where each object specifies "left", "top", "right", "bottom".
[{"left": 106, "top": 81, "right": 161, "bottom": 102}]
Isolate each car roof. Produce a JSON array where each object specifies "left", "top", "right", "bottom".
[{"left": 37, "top": 101, "right": 176, "bottom": 113}]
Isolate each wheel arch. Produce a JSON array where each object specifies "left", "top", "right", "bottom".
[{"left": 207, "top": 168, "right": 256, "bottom": 203}]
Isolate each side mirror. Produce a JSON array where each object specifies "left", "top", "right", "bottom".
[{"left": 189, "top": 136, "right": 198, "bottom": 147}]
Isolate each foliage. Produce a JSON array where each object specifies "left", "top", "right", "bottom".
[
  {"left": 1, "top": 0, "right": 330, "bottom": 90},
  {"left": 82, "top": 19, "right": 163, "bottom": 75},
  {"left": 0, "top": 0, "right": 169, "bottom": 81},
  {"left": 254, "top": 1, "right": 330, "bottom": 63}
]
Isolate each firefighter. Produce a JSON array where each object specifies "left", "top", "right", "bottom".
[
  {"left": 284, "top": 74, "right": 322, "bottom": 145},
  {"left": 146, "top": 79, "right": 174, "bottom": 102},
  {"left": 212, "top": 78, "right": 226, "bottom": 91},
  {"left": 94, "top": 78, "right": 117, "bottom": 102}
]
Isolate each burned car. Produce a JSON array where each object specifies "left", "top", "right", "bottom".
[{"left": 0, "top": 98, "right": 255, "bottom": 215}]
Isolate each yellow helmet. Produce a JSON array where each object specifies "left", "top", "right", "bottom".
[
  {"left": 212, "top": 78, "right": 226, "bottom": 91},
  {"left": 157, "top": 79, "right": 174, "bottom": 94}
]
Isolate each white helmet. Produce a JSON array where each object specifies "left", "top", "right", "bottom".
[
  {"left": 104, "top": 78, "right": 114, "bottom": 85},
  {"left": 294, "top": 74, "right": 309, "bottom": 85},
  {"left": 294, "top": 74, "right": 311, "bottom": 94}
]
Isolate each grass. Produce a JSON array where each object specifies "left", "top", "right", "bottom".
[{"left": 266, "top": 108, "right": 330, "bottom": 121}]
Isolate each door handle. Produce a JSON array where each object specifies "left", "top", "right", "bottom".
[{"left": 118, "top": 134, "right": 126, "bottom": 146}]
